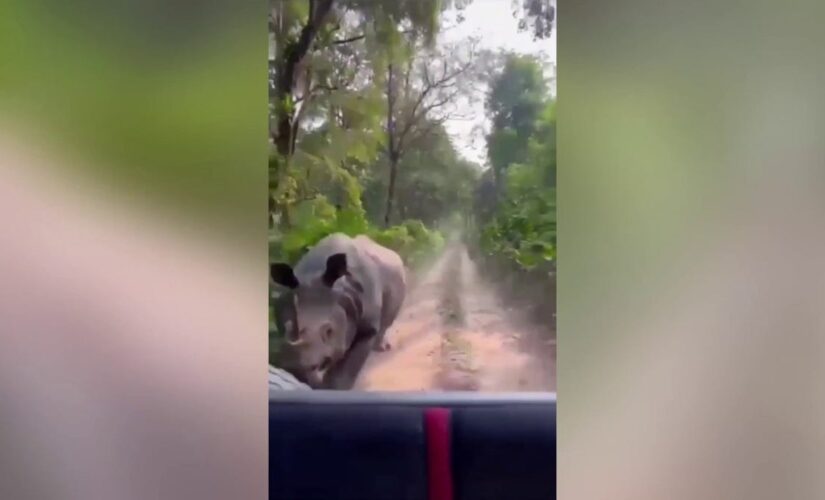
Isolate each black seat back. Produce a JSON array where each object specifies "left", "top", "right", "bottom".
[{"left": 269, "top": 392, "right": 556, "bottom": 500}]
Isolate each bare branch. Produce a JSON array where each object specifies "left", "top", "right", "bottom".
[
  {"left": 310, "top": 83, "right": 340, "bottom": 94},
  {"left": 290, "top": 64, "right": 315, "bottom": 154},
  {"left": 403, "top": 60, "right": 412, "bottom": 100},
  {"left": 386, "top": 63, "right": 396, "bottom": 157},
  {"left": 394, "top": 51, "right": 475, "bottom": 152},
  {"left": 332, "top": 33, "right": 366, "bottom": 45},
  {"left": 327, "top": 27, "right": 415, "bottom": 49}
]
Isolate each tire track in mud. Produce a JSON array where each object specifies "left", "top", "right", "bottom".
[
  {"left": 434, "top": 245, "right": 479, "bottom": 391},
  {"left": 355, "top": 242, "right": 556, "bottom": 392}
]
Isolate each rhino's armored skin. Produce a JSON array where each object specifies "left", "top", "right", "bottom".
[{"left": 271, "top": 234, "right": 406, "bottom": 389}]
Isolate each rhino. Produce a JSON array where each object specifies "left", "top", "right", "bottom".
[{"left": 270, "top": 233, "right": 406, "bottom": 389}]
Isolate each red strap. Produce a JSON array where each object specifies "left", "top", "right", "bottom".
[{"left": 424, "top": 408, "right": 454, "bottom": 500}]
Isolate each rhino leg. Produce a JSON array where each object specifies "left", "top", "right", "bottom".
[
  {"left": 373, "top": 286, "right": 405, "bottom": 352},
  {"left": 372, "top": 328, "right": 392, "bottom": 352},
  {"left": 323, "top": 327, "right": 377, "bottom": 389}
]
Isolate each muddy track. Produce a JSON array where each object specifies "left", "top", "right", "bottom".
[{"left": 355, "top": 242, "right": 556, "bottom": 392}]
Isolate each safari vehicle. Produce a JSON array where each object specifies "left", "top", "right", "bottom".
[{"left": 269, "top": 367, "right": 557, "bottom": 500}]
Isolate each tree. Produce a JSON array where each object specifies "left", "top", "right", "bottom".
[
  {"left": 381, "top": 38, "right": 479, "bottom": 226},
  {"left": 479, "top": 99, "right": 555, "bottom": 270},
  {"left": 473, "top": 168, "right": 498, "bottom": 226},
  {"left": 472, "top": 52, "right": 554, "bottom": 271},
  {"left": 362, "top": 121, "right": 479, "bottom": 226},
  {"left": 485, "top": 53, "right": 548, "bottom": 189},
  {"left": 269, "top": 0, "right": 336, "bottom": 227},
  {"left": 268, "top": 0, "right": 446, "bottom": 227}
]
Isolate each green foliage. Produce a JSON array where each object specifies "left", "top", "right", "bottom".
[
  {"left": 271, "top": 196, "right": 364, "bottom": 264},
  {"left": 477, "top": 98, "right": 556, "bottom": 272},
  {"left": 486, "top": 54, "right": 548, "bottom": 181},
  {"left": 479, "top": 187, "right": 555, "bottom": 269},
  {"left": 370, "top": 220, "right": 446, "bottom": 267},
  {"left": 474, "top": 54, "right": 554, "bottom": 273},
  {"left": 361, "top": 122, "right": 480, "bottom": 226},
  {"left": 270, "top": 193, "right": 444, "bottom": 268}
]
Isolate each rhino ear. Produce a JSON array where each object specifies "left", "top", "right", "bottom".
[
  {"left": 323, "top": 253, "right": 348, "bottom": 287},
  {"left": 271, "top": 263, "right": 299, "bottom": 289}
]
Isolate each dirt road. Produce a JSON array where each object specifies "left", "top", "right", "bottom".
[{"left": 355, "top": 242, "right": 556, "bottom": 392}]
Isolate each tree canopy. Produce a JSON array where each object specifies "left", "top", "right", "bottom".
[{"left": 486, "top": 53, "right": 549, "bottom": 186}]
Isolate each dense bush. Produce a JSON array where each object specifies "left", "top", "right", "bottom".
[
  {"left": 371, "top": 219, "right": 445, "bottom": 268},
  {"left": 269, "top": 196, "right": 445, "bottom": 269},
  {"left": 478, "top": 100, "right": 555, "bottom": 271}
]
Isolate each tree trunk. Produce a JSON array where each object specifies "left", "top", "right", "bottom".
[
  {"left": 383, "top": 61, "right": 397, "bottom": 228},
  {"left": 384, "top": 154, "right": 399, "bottom": 227},
  {"left": 273, "top": 0, "right": 333, "bottom": 153},
  {"left": 270, "top": 0, "right": 334, "bottom": 224}
]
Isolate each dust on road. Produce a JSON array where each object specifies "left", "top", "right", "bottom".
[{"left": 355, "top": 242, "right": 556, "bottom": 392}]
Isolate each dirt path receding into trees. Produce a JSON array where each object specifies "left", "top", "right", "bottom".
[{"left": 355, "top": 242, "right": 556, "bottom": 392}]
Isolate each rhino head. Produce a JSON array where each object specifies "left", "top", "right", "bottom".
[{"left": 270, "top": 253, "right": 361, "bottom": 387}]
